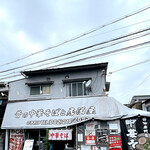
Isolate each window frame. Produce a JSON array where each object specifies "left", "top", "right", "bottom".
[
  {"left": 68, "top": 82, "right": 87, "bottom": 97},
  {"left": 30, "top": 84, "right": 52, "bottom": 96},
  {"left": 62, "top": 77, "right": 91, "bottom": 97}
]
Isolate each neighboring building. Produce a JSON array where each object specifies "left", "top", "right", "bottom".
[
  {"left": 0, "top": 82, "right": 8, "bottom": 150},
  {"left": 129, "top": 95, "right": 150, "bottom": 111}
]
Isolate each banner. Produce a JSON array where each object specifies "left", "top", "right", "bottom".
[
  {"left": 9, "top": 130, "right": 24, "bottom": 150},
  {"left": 121, "top": 117, "right": 150, "bottom": 150}
]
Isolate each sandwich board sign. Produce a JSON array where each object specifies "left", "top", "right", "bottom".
[{"left": 23, "top": 139, "right": 34, "bottom": 150}]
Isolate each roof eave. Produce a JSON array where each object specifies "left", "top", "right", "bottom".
[{"left": 22, "top": 62, "right": 108, "bottom": 77}]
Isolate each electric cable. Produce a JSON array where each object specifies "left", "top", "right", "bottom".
[
  {"left": 1, "top": 18, "right": 150, "bottom": 66},
  {"left": 44, "top": 40, "right": 150, "bottom": 70},
  {"left": 1, "top": 4, "right": 150, "bottom": 67},
  {"left": 1, "top": 42, "right": 150, "bottom": 81},
  {"left": 1, "top": 27, "right": 150, "bottom": 74},
  {"left": 117, "top": 73, "right": 150, "bottom": 104},
  {"left": 22, "top": 30, "right": 150, "bottom": 71},
  {"left": 71, "top": 18, "right": 150, "bottom": 43},
  {"left": 108, "top": 59, "right": 150, "bottom": 74},
  {"left": 1, "top": 43, "right": 150, "bottom": 80},
  {"left": 83, "top": 44, "right": 150, "bottom": 65},
  {"left": 0, "top": 74, "right": 22, "bottom": 81}
]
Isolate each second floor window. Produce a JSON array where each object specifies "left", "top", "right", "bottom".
[
  {"left": 30, "top": 85, "right": 51, "bottom": 95},
  {"left": 68, "top": 82, "right": 87, "bottom": 97}
]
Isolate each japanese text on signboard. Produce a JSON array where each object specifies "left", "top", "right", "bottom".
[
  {"left": 49, "top": 130, "right": 72, "bottom": 140},
  {"left": 14, "top": 106, "right": 96, "bottom": 126}
]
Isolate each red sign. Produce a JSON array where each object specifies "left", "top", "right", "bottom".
[
  {"left": 85, "top": 136, "right": 96, "bottom": 145},
  {"left": 9, "top": 130, "right": 24, "bottom": 150},
  {"left": 49, "top": 130, "right": 72, "bottom": 140},
  {"left": 109, "top": 136, "right": 121, "bottom": 148}
]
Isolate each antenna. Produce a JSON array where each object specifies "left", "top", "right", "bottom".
[{"left": 85, "top": 80, "right": 92, "bottom": 91}]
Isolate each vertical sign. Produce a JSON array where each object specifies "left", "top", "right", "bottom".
[
  {"left": 85, "top": 130, "right": 96, "bottom": 145},
  {"left": 9, "top": 130, "right": 24, "bottom": 150},
  {"left": 125, "top": 117, "right": 150, "bottom": 150},
  {"left": 125, "top": 119, "right": 138, "bottom": 149}
]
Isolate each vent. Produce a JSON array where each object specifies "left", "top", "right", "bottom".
[{"left": 46, "top": 77, "right": 51, "bottom": 81}]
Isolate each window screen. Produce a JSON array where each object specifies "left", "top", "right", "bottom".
[{"left": 68, "top": 82, "right": 87, "bottom": 97}]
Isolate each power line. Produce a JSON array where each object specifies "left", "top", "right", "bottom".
[
  {"left": 71, "top": 18, "right": 150, "bottom": 43},
  {"left": 1, "top": 43, "right": 150, "bottom": 80},
  {"left": 0, "top": 74, "right": 21, "bottom": 81},
  {"left": 43, "top": 40, "right": 150, "bottom": 69},
  {"left": 108, "top": 59, "right": 150, "bottom": 74},
  {"left": 1, "top": 4, "right": 150, "bottom": 67},
  {"left": 1, "top": 41, "right": 150, "bottom": 81},
  {"left": 23, "top": 30, "right": 150, "bottom": 71},
  {"left": 1, "top": 26, "right": 150, "bottom": 74},
  {"left": 134, "top": 74, "right": 150, "bottom": 89},
  {"left": 1, "top": 19, "right": 150, "bottom": 66},
  {"left": 78, "top": 44, "right": 150, "bottom": 67},
  {"left": 117, "top": 73, "right": 150, "bottom": 104}
]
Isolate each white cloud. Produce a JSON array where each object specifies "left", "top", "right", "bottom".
[
  {"left": 16, "top": 31, "right": 26, "bottom": 44},
  {"left": 0, "top": 0, "right": 150, "bottom": 104},
  {"left": 0, "top": 9, "right": 7, "bottom": 20},
  {"left": 127, "top": 0, "right": 136, "bottom": 5}
]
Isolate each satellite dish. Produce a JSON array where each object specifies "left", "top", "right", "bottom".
[{"left": 85, "top": 80, "right": 92, "bottom": 88}]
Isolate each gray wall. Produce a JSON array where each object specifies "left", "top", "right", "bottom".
[{"left": 9, "top": 69, "right": 106, "bottom": 101}]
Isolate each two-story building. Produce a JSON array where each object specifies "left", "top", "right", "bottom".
[{"left": 2, "top": 63, "right": 150, "bottom": 150}]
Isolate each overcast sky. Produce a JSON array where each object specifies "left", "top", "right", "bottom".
[{"left": 0, "top": 0, "right": 150, "bottom": 104}]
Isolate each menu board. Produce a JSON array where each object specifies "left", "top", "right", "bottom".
[
  {"left": 23, "top": 139, "right": 34, "bottom": 150},
  {"left": 109, "top": 136, "right": 121, "bottom": 147}
]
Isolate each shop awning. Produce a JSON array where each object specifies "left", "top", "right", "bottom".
[{"left": 1, "top": 96, "right": 150, "bottom": 129}]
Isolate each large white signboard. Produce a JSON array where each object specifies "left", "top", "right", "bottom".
[
  {"left": 2, "top": 97, "right": 99, "bottom": 129},
  {"left": 3, "top": 96, "right": 148, "bottom": 129}
]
